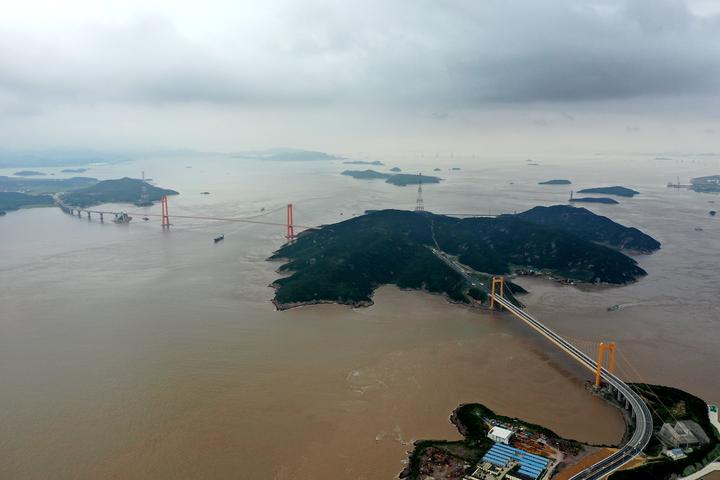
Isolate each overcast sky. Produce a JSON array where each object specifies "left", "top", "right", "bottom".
[{"left": 1, "top": 0, "right": 719, "bottom": 155}]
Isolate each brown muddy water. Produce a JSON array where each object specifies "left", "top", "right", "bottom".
[{"left": 1, "top": 154, "right": 718, "bottom": 479}]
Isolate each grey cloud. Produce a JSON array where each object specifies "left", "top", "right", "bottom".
[{"left": 0, "top": 0, "right": 719, "bottom": 111}]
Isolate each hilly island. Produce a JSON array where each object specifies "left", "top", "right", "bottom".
[{"left": 269, "top": 206, "right": 659, "bottom": 310}]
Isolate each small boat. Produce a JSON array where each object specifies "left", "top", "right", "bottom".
[
  {"left": 142, "top": 217, "right": 149, "bottom": 221},
  {"left": 695, "top": 227, "right": 703, "bottom": 231},
  {"left": 214, "top": 234, "right": 225, "bottom": 243}
]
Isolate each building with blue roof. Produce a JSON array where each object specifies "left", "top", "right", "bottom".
[{"left": 480, "top": 443, "right": 550, "bottom": 480}]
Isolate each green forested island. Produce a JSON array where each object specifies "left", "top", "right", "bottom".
[
  {"left": 341, "top": 169, "right": 391, "bottom": 180},
  {"left": 578, "top": 186, "right": 639, "bottom": 197},
  {"left": 570, "top": 197, "right": 619, "bottom": 205},
  {"left": 0, "top": 175, "right": 98, "bottom": 195},
  {"left": 341, "top": 170, "right": 441, "bottom": 186},
  {"left": 343, "top": 160, "right": 384, "bottom": 166},
  {"left": 387, "top": 173, "right": 440, "bottom": 186},
  {"left": 60, "top": 177, "right": 178, "bottom": 207},
  {"left": 0, "top": 192, "right": 54, "bottom": 212},
  {"left": 269, "top": 206, "right": 657, "bottom": 309},
  {"left": 13, "top": 170, "right": 46, "bottom": 177},
  {"left": 539, "top": 179, "right": 572, "bottom": 185},
  {"left": 609, "top": 385, "right": 720, "bottom": 480}
]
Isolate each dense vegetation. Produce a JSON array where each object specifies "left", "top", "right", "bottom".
[
  {"left": 0, "top": 175, "right": 98, "bottom": 194},
  {"left": 340, "top": 169, "right": 391, "bottom": 180},
  {"left": 341, "top": 170, "right": 442, "bottom": 185},
  {"left": 515, "top": 205, "right": 661, "bottom": 253},
  {"left": 570, "top": 197, "right": 619, "bottom": 204},
  {"left": 60, "top": 177, "right": 178, "bottom": 207},
  {"left": 539, "top": 179, "right": 571, "bottom": 185},
  {"left": 343, "top": 160, "right": 383, "bottom": 165},
  {"left": 577, "top": 186, "right": 639, "bottom": 197},
  {"left": 386, "top": 173, "right": 440, "bottom": 185},
  {"left": 610, "top": 384, "right": 720, "bottom": 480},
  {"left": 0, "top": 192, "right": 54, "bottom": 211},
  {"left": 270, "top": 208, "right": 655, "bottom": 308}
]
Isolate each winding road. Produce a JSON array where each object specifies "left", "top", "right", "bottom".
[{"left": 431, "top": 249, "right": 653, "bottom": 480}]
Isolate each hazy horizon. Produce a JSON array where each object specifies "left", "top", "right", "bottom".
[{"left": 1, "top": 0, "right": 720, "bottom": 156}]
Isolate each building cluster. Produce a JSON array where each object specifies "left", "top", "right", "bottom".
[
  {"left": 657, "top": 420, "right": 710, "bottom": 461},
  {"left": 465, "top": 426, "right": 553, "bottom": 480}
]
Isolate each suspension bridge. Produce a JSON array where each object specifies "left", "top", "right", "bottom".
[
  {"left": 432, "top": 249, "right": 655, "bottom": 480},
  {"left": 58, "top": 186, "right": 664, "bottom": 478},
  {"left": 57, "top": 197, "right": 311, "bottom": 240},
  {"left": 56, "top": 189, "right": 504, "bottom": 240}
]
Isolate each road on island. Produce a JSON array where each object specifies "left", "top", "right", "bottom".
[{"left": 430, "top": 248, "right": 654, "bottom": 480}]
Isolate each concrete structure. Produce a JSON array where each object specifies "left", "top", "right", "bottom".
[
  {"left": 488, "top": 426, "right": 514, "bottom": 445},
  {"left": 658, "top": 421, "right": 709, "bottom": 448}
]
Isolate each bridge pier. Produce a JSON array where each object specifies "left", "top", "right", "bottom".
[
  {"left": 87, "top": 211, "right": 91, "bottom": 219},
  {"left": 78, "top": 209, "right": 82, "bottom": 217},
  {"left": 100, "top": 213, "right": 104, "bottom": 222}
]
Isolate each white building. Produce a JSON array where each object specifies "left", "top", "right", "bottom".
[
  {"left": 663, "top": 448, "right": 687, "bottom": 461},
  {"left": 488, "top": 426, "right": 514, "bottom": 445}
]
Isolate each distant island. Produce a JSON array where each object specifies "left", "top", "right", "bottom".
[
  {"left": 690, "top": 175, "right": 720, "bottom": 193},
  {"left": 0, "top": 175, "right": 98, "bottom": 195},
  {"left": 233, "top": 148, "right": 341, "bottom": 161},
  {"left": 61, "top": 168, "right": 89, "bottom": 173},
  {"left": 402, "top": 385, "right": 719, "bottom": 480},
  {"left": 0, "top": 192, "right": 54, "bottom": 212},
  {"left": 577, "top": 186, "right": 639, "bottom": 197},
  {"left": 60, "top": 177, "right": 178, "bottom": 207},
  {"left": 386, "top": 174, "right": 440, "bottom": 186},
  {"left": 341, "top": 170, "right": 441, "bottom": 186},
  {"left": 341, "top": 169, "right": 391, "bottom": 180},
  {"left": 269, "top": 207, "right": 657, "bottom": 309},
  {"left": 0, "top": 149, "right": 134, "bottom": 168},
  {"left": 539, "top": 179, "right": 571, "bottom": 185},
  {"left": 450, "top": 167, "right": 461, "bottom": 170},
  {"left": 433, "top": 168, "right": 441, "bottom": 171},
  {"left": 343, "top": 160, "right": 384, "bottom": 166},
  {"left": 14, "top": 170, "right": 46, "bottom": 177},
  {"left": 390, "top": 166, "right": 402, "bottom": 172},
  {"left": 570, "top": 197, "right": 619, "bottom": 205}
]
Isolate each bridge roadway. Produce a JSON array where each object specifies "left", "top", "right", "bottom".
[{"left": 431, "top": 249, "right": 653, "bottom": 480}]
